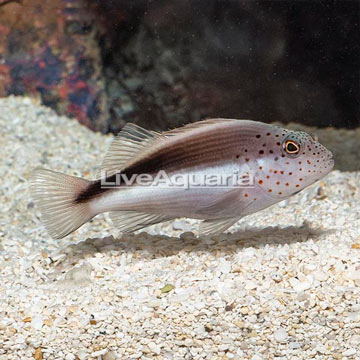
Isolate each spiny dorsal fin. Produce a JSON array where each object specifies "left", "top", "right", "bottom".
[
  {"left": 164, "top": 118, "right": 239, "bottom": 137},
  {"left": 99, "top": 119, "right": 247, "bottom": 178},
  {"left": 98, "top": 123, "right": 162, "bottom": 178}
]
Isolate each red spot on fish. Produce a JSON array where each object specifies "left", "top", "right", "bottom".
[{"left": 258, "top": 180, "right": 263, "bottom": 184}]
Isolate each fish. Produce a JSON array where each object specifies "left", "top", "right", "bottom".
[{"left": 29, "top": 119, "right": 334, "bottom": 239}]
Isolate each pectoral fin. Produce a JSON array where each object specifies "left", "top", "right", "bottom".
[
  {"left": 197, "top": 189, "right": 256, "bottom": 235},
  {"left": 196, "top": 188, "right": 255, "bottom": 218}
]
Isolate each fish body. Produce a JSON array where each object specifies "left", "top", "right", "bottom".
[{"left": 30, "top": 119, "right": 334, "bottom": 238}]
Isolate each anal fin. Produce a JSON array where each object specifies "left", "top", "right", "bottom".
[
  {"left": 110, "top": 210, "right": 174, "bottom": 233},
  {"left": 199, "top": 217, "right": 241, "bottom": 236}
]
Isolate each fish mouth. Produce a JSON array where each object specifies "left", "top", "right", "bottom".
[{"left": 322, "top": 156, "right": 335, "bottom": 176}]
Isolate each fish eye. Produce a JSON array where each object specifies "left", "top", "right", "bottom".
[{"left": 283, "top": 140, "right": 300, "bottom": 156}]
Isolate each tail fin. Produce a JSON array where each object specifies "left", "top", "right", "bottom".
[{"left": 29, "top": 168, "right": 94, "bottom": 239}]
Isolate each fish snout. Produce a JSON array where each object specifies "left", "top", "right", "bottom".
[{"left": 325, "top": 151, "right": 335, "bottom": 172}]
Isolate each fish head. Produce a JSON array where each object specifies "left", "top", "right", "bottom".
[{"left": 254, "top": 127, "right": 334, "bottom": 199}]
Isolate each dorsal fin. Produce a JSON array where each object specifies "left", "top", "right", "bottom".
[
  {"left": 98, "top": 123, "right": 162, "bottom": 178},
  {"left": 98, "top": 119, "right": 248, "bottom": 178},
  {"left": 163, "top": 118, "right": 239, "bottom": 137}
]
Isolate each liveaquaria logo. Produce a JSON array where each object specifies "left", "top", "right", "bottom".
[{"left": 100, "top": 169, "right": 256, "bottom": 190}]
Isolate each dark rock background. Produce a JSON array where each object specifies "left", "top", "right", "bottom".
[
  {"left": 0, "top": 0, "right": 359, "bottom": 133},
  {"left": 0, "top": 0, "right": 108, "bottom": 131}
]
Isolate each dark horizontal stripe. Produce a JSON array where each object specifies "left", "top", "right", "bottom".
[{"left": 75, "top": 121, "right": 266, "bottom": 203}]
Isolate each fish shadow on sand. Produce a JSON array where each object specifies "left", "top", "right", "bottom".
[{"left": 58, "top": 222, "right": 335, "bottom": 264}]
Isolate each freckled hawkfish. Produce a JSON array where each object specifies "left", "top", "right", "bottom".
[{"left": 30, "top": 119, "right": 334, "bottom": 238}]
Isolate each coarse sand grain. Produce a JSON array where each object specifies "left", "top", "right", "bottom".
[{"left": 0, "top": 96, "right": 359, "bottom": 360}]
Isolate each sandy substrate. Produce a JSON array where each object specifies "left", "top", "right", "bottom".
[{"left": 0, "top": 96, "right": 359, "bottom": 360}]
